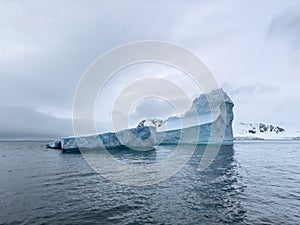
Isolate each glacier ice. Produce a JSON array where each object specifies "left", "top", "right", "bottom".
[{"left": 46, "top": 89, "right": 234, "bottom": 151}]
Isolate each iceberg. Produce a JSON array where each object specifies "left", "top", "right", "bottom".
[{"left": 46, "top": 89, "right": 234, "bottom": 151}]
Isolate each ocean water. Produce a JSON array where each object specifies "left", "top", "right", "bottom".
[{"left": 0, "top": 141, "right": 299, "bottom": 225}]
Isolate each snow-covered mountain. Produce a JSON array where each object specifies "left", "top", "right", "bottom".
[{"left": 234, "top": 122, "right": 299, "bottom": 140}]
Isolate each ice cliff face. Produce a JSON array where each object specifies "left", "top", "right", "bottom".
[
  {"left": 46, "top": 89, "right": 234, "bottom": 150},
  {"left": 156, "top": 89, "right": 234, "bottom": 145}
]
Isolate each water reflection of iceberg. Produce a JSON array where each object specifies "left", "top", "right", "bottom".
[{"left": 154, "top": 144, "right": 246, "bottom": 224}]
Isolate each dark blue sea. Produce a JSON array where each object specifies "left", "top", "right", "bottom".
[{"left": 0, "top": 141, "right": 299, "bottom": 225}]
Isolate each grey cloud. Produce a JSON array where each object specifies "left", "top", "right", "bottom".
[
  {"left": 268, "top": 11, "right": 300, "bottom": 49},
  {"left": 222, "top": 82, "right": 279, "bottom": 98},
  {"left": 0, "top": 1, "right": 189, "bottom": 106},
  {"left": 130, "top": 98, "right": 178, "bottom": 122},
  {"left": 0, "top": 105, "right": 72, "bottom": 139}
]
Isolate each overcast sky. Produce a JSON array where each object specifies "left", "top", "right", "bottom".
[{"left": 0, "top": 0, "right": 300, "bottom": 139}]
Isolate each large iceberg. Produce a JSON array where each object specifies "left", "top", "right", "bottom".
[{"left": 46, "top": 89, "right": 234, "bottom": 151}]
